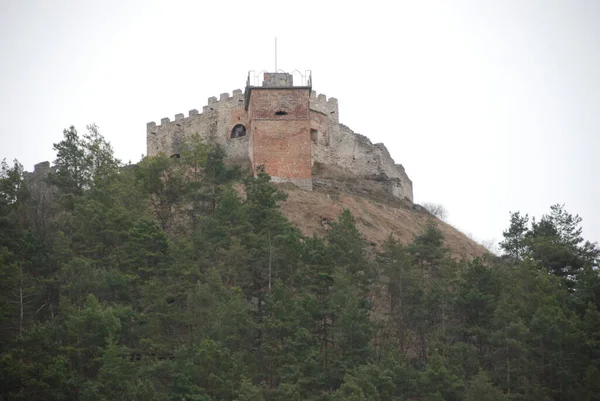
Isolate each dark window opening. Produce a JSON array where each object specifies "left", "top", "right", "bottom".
[
  {"left": 311, "top": 129, "right": 318, "bottom": 142},
  {"left": 275, "top": 110, "right": 288, "bottom": 116},
  {"left": 231, "top": 124, "right": 246, "bottom": 138}
]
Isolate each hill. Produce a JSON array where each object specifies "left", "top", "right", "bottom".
[{"left": 278, "top": 183, "right": 488, "bottom": 260}]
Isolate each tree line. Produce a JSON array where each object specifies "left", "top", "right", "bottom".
[{"left": 0, "top": 125, "right": 599, "bottom": 400}]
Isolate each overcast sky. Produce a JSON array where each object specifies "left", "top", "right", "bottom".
[{"left": 1, "top": 0, "right": 599, "bottom": 249}]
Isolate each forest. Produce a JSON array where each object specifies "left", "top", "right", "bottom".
[{"left": 1, "top": 125, "right": 599, "bottom": 401}]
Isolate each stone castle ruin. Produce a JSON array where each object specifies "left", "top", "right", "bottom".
[{"left": 147, "top": 71, "right": 413, "bottom": 202}]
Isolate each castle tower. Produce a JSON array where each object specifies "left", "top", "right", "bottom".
[{"left": 245, "top": 72, "right": 313, "bottom": 190}]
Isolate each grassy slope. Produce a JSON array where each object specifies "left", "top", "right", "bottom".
[{"left": 278, "top": 184, "right": 488, "bottom": 260}]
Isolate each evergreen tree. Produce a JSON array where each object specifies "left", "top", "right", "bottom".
[{"left": 499, "top": 211, "right": 529, "bottom": 261}]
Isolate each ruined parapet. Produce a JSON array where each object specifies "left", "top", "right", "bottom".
[
  {"left": 24, "top": 161, "right": 53, "bottom": 181},
  {"left": 373, "top": 143, "right": 413, "bottom": 201},
  {"left": 33, "top": 161, "right": 51, "bottom": 175},
  {"left": 308, "top": 91, "right": 340, "bottom": 157},
  {"left": 312, "top": 124, "right": 413, "bottom": 202},
  {"left": 24, "top": 161, "right": 56, "bottom": 217},
  {"left": 306, "top": 90, "right": 412, "bottom": 201}
]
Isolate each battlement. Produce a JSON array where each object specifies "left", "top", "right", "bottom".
[
  {"left": 147, "top": 89, "right": 245, "bottom": 132},
  {"left": 309, "top": 90, "right": 339, "bottom": 119}
]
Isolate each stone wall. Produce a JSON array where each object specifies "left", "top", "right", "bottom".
[{"left": 146, "top": 89, "right": 251, "bottom": 168}]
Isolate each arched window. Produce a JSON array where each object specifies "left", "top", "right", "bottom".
[{"left": 231, "top": 124, "right": 246, "bottom": 138}]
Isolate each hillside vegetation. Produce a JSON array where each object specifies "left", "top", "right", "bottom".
[{"left": 1, "top": 126, "right": 599, "bottom": 401}]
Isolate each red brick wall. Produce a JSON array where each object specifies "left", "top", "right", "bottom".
[
  {"left": 251, "top": 120, "right": 311, "bottom": 179},
  {"left": 250, "top": 89, "right": 310, "bottom": 120},
  {"left": 249, "top": 89, "right": 312, "bottom": 181}
]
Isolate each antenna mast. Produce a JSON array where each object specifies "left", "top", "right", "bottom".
[{"left": 275, "top": 37, "right": 277, "bottom": 71}]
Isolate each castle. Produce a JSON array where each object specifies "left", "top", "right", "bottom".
[{"left": 146, "top": 71, "right": 413, "bottom": 202}]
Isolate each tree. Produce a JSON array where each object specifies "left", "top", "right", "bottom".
[
  {"left": 465, "top": 370, "right": 507, "bottom": 401},
  {"left": 499, "top": 211, "right": 529, "bottom": 261},
  {"left": 81, "top": 337, "right": 155, "bottom": 401},
  {"left": 407, "top": 221, "right": 453, "bottom": 361},
  {"left": 453, "top": 259, "right": 502, "bottom": 360},
  {"left": 240, "top": 165, "right": 295, "bottom": 301},
  {"left": 326, "top": 209, "right": 373, "bottom": 293},
  {"left": 135, "top": 154, "right": 183, "bottom": 231},
  {"left": 527, "top": 205, "right": 598, "bottom": 281},
  {"left": 378, "top": 235, "right": 417, "bottom": 355},
  {"left": 50, "top": 125, "right": 121, "bottom": 209},
  {"left": 422, "top": 202, "right": 448, "bottom": 221},
  {"left": 83, "top": 123, "right": 120, "bottom": 186},
  {"left": 0, "top": 159, "right": 26, "bottom": 252},
  {"left": 500, "top": 205, "right": 599, "bottom": 283},
  {"left": 419, "top": 351, "right": 464, "bottom": 401},
  {"left": 50, "top": 126, "right": 89, "bottom": 200},
  {"left": 62, "top": 294, "right": 122, "bottom": 377}
]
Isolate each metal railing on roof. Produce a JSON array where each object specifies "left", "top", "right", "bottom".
[{"left": 246, "top": 70, "right": 312, "bottom": 88}]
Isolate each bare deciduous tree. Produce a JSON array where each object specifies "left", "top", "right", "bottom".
[{"left": 422, "top": 202, "right": 448, "bottom": 221}]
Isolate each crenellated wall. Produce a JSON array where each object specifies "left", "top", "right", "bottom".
[
  {"left": 146, "top": 89, "right": 251, "bottom": 168},
  {"left": 309, "top": 91, "right": 339, "bottom": 119},
  {"left": 145, "top": 80, "right": 413, "bottom": 202}
]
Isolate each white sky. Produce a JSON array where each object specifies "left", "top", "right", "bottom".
[{"left": 1, "top": 0, "right": 599, "bottom": 248}]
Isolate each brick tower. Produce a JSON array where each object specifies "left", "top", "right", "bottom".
[{"left": 245, "top": 72, "right": 312, "bottom": 190}]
